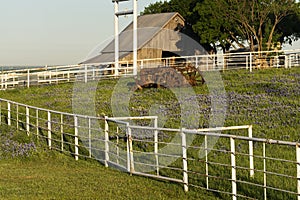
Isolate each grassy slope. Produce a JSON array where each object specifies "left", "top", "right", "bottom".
[
  {"left": 0, "top": 67, "right": 299, "bottom": 199},
  {"left": 1, "top": 68, "right": 298, "bottom": 140},
  {"left": 0, "top": 153, "right": 216, "bottom": 200},
  {"left": 0, "top": 127, "right": 216, "bottom": 200}
]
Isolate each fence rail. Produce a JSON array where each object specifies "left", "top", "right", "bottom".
[
  {"left": 0, "top": 97, "right": 300, "bottom": 199},
  {"left": 1, "top": 49, "right": 299, "bottom": 90}
]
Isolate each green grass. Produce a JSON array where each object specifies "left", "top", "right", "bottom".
[
  {"left": 0, "top": 152, "right": 216, "bottom": 199},
  {"left": 0, "top": 125, "right": 216, "bottom": 200},
  {"left": 0, "top": 67, "right": 299, "bottom": 199}
]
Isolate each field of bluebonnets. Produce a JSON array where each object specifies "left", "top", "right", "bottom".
[{"left": 0, "top": 67, "right": 299, "bottom": 199}]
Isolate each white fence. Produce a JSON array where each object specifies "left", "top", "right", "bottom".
[
  {"left": 1, "top": 49, "right": 299, "bottom": 90},
  {"left": 0, "top": 98, "right": 300, "bottom": 199}
]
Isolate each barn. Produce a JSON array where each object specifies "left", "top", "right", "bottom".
[
  {"left": 82, "top": 12, "right": 207, "bottom": 87},
  {"left": 82, "top": 12, "right": 205, "bottom": 67}
]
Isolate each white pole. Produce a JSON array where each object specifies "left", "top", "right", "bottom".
[
  {"left": 133, "top": 0, "right": 138, "bottom": 76},
  {"left": 250, "top": 53, "right": 253, "bottom": 72},
  {"left": 61, "top": 114, "right": 64, "bottom": 152},
  {"left": 154, "top": 116, "right": 159, "bottom": 176},
  {"left": 285, "top": 55, "right": 288, "bottom": 69},
  {"left": 36, "top": 110, "right": 39, "bottom": 137},
  {"left": 84, "top": 65, "right": 88, "bottom": 83},
  {"left": 114, "top": 1, "right": 119, "bottom": 76},
  {"left": 104, "top": 116, "right": 109, "bottom": 167},
  {"left": 246, "top": 56, "right": 248, "bottom": 70},
  {"left": 0, "top": 101, "right": 1, "bottom": 124},
  {"left": 181, "top": 128, "right": 188, "bottom": 192},
  {"left": 16, "top": 105, "right": 19, "bottom": 130},
  {"left": 48, "top": 111, "right": 51, "bottom": 149},
  {"left": 5, "top": 74, "right": 7, "bottom": 89},
  {"left": 7, "top": 102, "right": 11, "bottom": 126},
  {"left": 263, "top": 142, "right": 267, "bottom": 200},
  {"left": 205, "top": 135, "right": 209, "bottom": 189},
  {"left": 74, "top": 115, "right": 79, "bottom": 161},
  {"left": 231, "top": 137, "right": 237, "bottom": 200},
  {"left": 26, "top": 106, "right": 30, "bottom": 135},
  {"left": 296, "top": 144, "right": 300, "bottom": 200},
  {"left": 127, "top": 122, "right": 134, "bottom": 174},
  {"left": 249, "top": 125, "right": 254, "bottom": 177},
  {"left": 206, "top": 56, "right": 209, "bottom": 71},
  {"left": 27, "top": 69, "right": 30, "bottom": 88},
  {"left": 88, "top": 118, "right": 92, "bottom": 158}
]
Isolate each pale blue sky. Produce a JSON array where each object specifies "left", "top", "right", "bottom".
[
  {"left": 0, "top": 0, "right": 161, "bottom": 66},
  {"left": 0, "top": 0, "right": 299, "bottom": 66}
]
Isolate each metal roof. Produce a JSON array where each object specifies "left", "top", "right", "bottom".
[{"left": 81, "top": 12, "right": 183, "bottom": 64}]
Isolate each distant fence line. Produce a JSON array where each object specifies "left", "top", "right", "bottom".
[
  {"left": 0, "top": 49, "right": 299, "bottom": 90},
  {"left": 0, "top": 97, "right": 300, "bottom": 199}
]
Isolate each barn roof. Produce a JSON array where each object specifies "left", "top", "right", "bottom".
[{"left": 81, "top": 12, "right": 184, "bottom": 64}]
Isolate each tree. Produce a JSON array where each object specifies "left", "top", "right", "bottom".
[
  {"left": 222, "top": 0, "right": 299, "bottom": 52},
  {"left": 142, "top": 1, "right": 171, "bottom": 15},
  {"left": 192, "top": 0, "right": 245, "bottom": 53},
  {"left": 143, "top": 0, "right": 300, "bottom": 53}
]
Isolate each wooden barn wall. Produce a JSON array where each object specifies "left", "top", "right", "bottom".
[
  {"left": 120, "top": 14, "right": 186, "bottom": 68},
  {"left": 143, "top": 15, "right": 185, "bottom": 53},
  {"left": 121, "top": 48, "right": 162, "bottom": 61}
]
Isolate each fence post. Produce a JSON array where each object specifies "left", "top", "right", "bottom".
[
  {"left": 296, "top": 144, "right": 300, "bottom": 200},
  {"left": 67, "top": 71, "right": 70, "bottom": 82},
  {"left": 248, "top": 125, "right": 254, "bottom": 177},
  {"left": 5, "top": 74, "right": 7, "bottom": 89},
  {"left": 7, "top": 102, "right": 11, "bottom": 126},
  {"left": 27, "top": 69, "right": 30, "bottom": 88},
  {"left": 74, "top": 115, "right": 79, "bottom": 161},
  {"left": 61, "top": 114, "right": 64, "bottom": 152},
  {"left": 206, "top": 56, "right": 209, "bottom": 71},
  {"left": 285, "top": 55, "right": 288, "bottom": 69},
  {"left": 181, "top": 128, "right": 188, "bottom": 192},
  {"left": 0, "top": 100, "right": 1, "bottom": 124},
  {"left": 49, "top": 71, "right": 52, "bottom": 84},
  {"left": 116, "top": 127, "right": 119, "bottom": 164},
  {"left": 154, "top": 116, "right": 159, "bottom": 176},
  {"left": 36, "top": 109, "right": 39, "bottom": 137},
  {"left": 230, "top": 137, "right": 237, "bottom": 200},
  {"left": 26, "top": 106, "right": 30, "bottom": 135},
  {"left": 88, "top": 117, "right": 92, "bottom": 158},
  {"left": 92, "top": 67, "right": 95, "bottom": 80},
  {"left": 205, "top": 134, "right": 209, "bottom": 189},
  {"left": 47, "top": 111, "right": 51, "bottom": 149},
  {"left": 222, "top": 55, "right": 226, "bottom": 71},
  {"left": 104, "top": 116, "right": 109, "bottom": 167},
  {"left": 263, "top": 142, "right": 267, "bottom": 200},
  {"left": 249, "top": 53, "right": 253, "bottom": 72},
  {"left": 1, "top": 75, "right": 3, "bottom": 89},
  {"left": 246, "top": 56, "right": 249, "bottom": 70},
  {"left": 16, "top": 105, "right": 19, "bottom": 130},
  {"left": 84, "top": 65, "right": 88, "bottom": 83},
  {"left": 126, "top": 122, "right": 134, "bottom": 174}
]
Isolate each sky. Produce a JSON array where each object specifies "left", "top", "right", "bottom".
[
  {"left": 0, "top": 0, "right": 162, "bottom": 66},
  {"left": 0, "top": 0, "right": 299, "bottom": 66}
]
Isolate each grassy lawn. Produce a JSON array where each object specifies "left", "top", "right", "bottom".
[
  {"left": 0, "top": 155, "right": 218, "bottom": 200},
  {"left": 0, "top": 67, "right": 299, "bottom": 199},
  {"left": 0, "top": 155, "right": 214, "bottom": 199},
  {"left": 0, "top": 126, "right": 217, "bottom": 200}
]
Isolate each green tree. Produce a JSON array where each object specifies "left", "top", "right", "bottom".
[
  {"left": 192, "top": 0, "right": 245, "bottom": 53},
  {"left": 143, "top": 0, "right": 300, "bottom": 53},
  {"left": 220, "top": 0, "right": 299, "bottom": 52}
]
